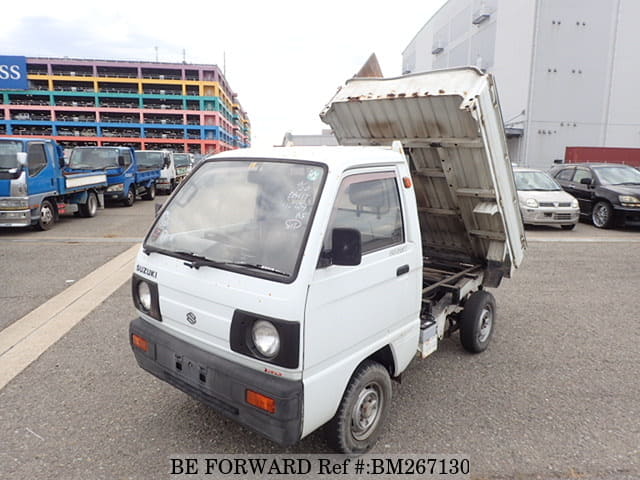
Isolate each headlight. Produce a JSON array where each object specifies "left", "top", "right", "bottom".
[
  {"left": 619, "top": 195, "right": 640, "bottom": 205},
  {"left": 107, "top": 183, "right": 124, "bottom": 192},
  {"left": 131, "top": 274, "right": 162, "bottom": 321},
  {"left": 525, "top": 198, "right": 539, "bottom": 208},
  {"left": 137, "top": 282, "right": 152, "bottom": 311},
  {"left": 571, "top": 199, "right": 579, "bottom": 208},
  {"left": 0, "top": 198, "right": 29, "bottom": 209},
  {"left": 251, "top": 320, "right": 280, "bottom": 359}
]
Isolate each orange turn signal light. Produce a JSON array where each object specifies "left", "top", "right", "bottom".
[
  {"left": 132, "top": 334, "right": 149, "bottom": 352},
  {"left": 403, "top": 176, "right": 413, "bottom": 188},
  {"left": 246, "top": 389, "right": 276, "bottom": 414}
]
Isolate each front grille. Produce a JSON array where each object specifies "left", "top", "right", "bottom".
[
  {"left": 554, "top": 213, "right": 574, "bottom": 220},
  {"left": 540, "top": 202, "right": 572, "bottom": 207}
]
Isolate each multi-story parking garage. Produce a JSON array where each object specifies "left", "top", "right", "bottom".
[{"left": 0, "top": 57, "right": 250, "bottom": 154}]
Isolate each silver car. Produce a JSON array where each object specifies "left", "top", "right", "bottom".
[{"left": 514, "top": 167, "right": 580, "bottom": 229}]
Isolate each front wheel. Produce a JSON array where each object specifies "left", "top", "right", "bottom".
[
  {"left": 34, "top": 200, "right": 56, "bottom": 231},
  {"left": 122, "top": 187, "right": 135, "bottom": 207},
  {"left": 591, "top": 201, "right": 613, "bottom": 228},
  {"left": 325, "top": 360, "right": 392, "bottom": 454},
  {"left": 460, "top": 290, "right": 496, "bottom": 353}
]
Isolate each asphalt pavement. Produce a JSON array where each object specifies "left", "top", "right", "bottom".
[{"left": 0, "top": 205, "right": 638, "bottom": 480}]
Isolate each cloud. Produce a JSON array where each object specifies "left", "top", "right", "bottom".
[{"left": 2, "top": 1, "right": 447, "bottom": 147}]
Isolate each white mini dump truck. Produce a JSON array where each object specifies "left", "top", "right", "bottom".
[{"left": 129, "top": 67, "right": 525, "bottom": 454}]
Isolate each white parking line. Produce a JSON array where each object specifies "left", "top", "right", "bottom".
[{"left": 0, "top": 244, "right": 140, "bottom": 391}]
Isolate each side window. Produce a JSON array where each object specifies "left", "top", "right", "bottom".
[
  {"left": 27, "top": 143, "right": 48, "bottom": 177},
  {"left": 121, "top": 149, "right": 132, "bottom": 167},
  {"left": 555, "top": 168, "right": 575, "bottom": 181},
  {"left": 325, "top": 172, "right": 404, "bottom": 255},
  {"left": 573, "top": 168, "right": 593, "bottom": 184}
]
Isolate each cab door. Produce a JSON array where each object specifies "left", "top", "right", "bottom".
[
  {"left": 25, "top": 141, "right": 57, "bottom": 196},
  {"left": 301, "top": 167, "right": 422, "bottom": 435},
  {"left": 570, "top": 167, "right": 596, "bottom": 214}
]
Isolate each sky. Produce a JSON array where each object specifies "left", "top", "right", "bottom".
[{"left": 2, "top": 0, "right": 448, "bottom": 148}]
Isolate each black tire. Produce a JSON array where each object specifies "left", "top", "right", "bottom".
[
  {"left": 591, "top": 201, "right": 613, "bottom": 229},
  {"left": 34, "top": 199, "right": 56, "bottom": 231},
  {"left": 460, "top": 290, "right": 496, "bottom": 353},
  {"left": 325, "top": 360, "right": 392, "bottom": 454},
  {"left": 123, "top": 187, "right": 135, "bottom": 207},
  {"left": 78, "top": 191, "right": 98, "bottom": 217},
  {"left": 142, "top": 183, "right": 156, "bottom": 201}
]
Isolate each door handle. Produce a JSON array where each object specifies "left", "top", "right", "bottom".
[{"left": 396, "top": 264, "right": 410, "bottom": 276}]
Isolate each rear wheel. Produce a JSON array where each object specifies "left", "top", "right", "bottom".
[
  {"left": 460, "top": 290, "right": 496, "bottom": 353},
  {"left": 34, "top": 200, "right": 56, "bottom": 231},
  {"left": 123, "top": 186, "right": 135, "bottom": 207},
  {"left": 142, "top": 183, "right": 156, "bottom": 201},
  {"left": 325, "top": 360, "right": 392, "bottom": 454},
  {"left": 78, "top": 191, "right": 98, "bottom": 217},
  {"left": 591, "top": 201, "right": 613, "bottom": 228}
]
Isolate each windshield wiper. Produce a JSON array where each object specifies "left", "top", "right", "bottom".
[
  {"left": 225, "top": 262, "right": 289, "bottom": 276},
  {"left": 615, "top": 182, "right": 640, "bottom": 185},
  {"left": 174, "top": 251, "right": 227, "bottom": 270}
]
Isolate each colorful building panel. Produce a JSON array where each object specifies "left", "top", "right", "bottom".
[{"left": 0, "top": 57, "right": 251, "bottom": 154}]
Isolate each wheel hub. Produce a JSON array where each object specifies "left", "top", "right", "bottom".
[
  {"left": 477, "top": 307, "right": 493, "bottom": 343},
  {"left": 351, "top": 383, "right": 381, "bottom": 440}
]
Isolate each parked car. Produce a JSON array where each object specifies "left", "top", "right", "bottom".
[
  {"left": 513, "top": 167, "right": 579, "bottom": 229},
  {"left": 549, "top": 163, "right": 640, "bottom": 228}
]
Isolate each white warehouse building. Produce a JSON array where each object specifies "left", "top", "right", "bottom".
[{"left": 402, "top": 0, "right": 640, "bottom": 169}]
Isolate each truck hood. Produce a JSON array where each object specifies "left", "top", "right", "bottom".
[{"left": 320, "top": 66, "right": 525, "bottom": 273}]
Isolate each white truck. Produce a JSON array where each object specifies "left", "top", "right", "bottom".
[
  {"left": 129, "top": 67, "right": 525, "bottom": 454},
  {"left": 135, "top": 150, "right": 177, "bottom": 194}
]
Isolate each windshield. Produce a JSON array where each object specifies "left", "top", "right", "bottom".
[
  {"left": 136, "top": 151, "right": 164, "bottom": 169},
  {"left": 69, "top": 147, "right": 119, "bottom": 169},
  {"left": 145, "top": 159, "right": 326, "bottom": 281},
  {"left": 0, "top": 140, "right": 23, "bottom": 170},
  {"left": 594, "top": 165, "right": 640, "bottom": 185},
  {"left": 174, "top": 154, "right": 191, "bottom": 167},
  {"left": 514, "top": 170, "right": 561, "bottom": 191}
]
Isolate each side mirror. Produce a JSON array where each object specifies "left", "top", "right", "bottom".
[
  {"left": 16, "top": 152, "right": 27, "bottom": 166},
  {"left": 331, "top": 228, "right": 362, "bottom": 266},
  {"left": 580, "top": 177, "right": 593, "bottom": 185}
]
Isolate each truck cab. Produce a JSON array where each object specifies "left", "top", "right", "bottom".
[
  {"left": 0, "top": 137, "right": 106, "bottom": 230},
  {"left": 136, "top": 150, "right": 175, "bottom": 194},
  {"left": 129, "top": 67, "right": 525, "bottom": 453},
  {"left": 69, "top": 146, "right": 158, "bottom": 206},
  {"left": 173, "top": 152, "right": 195, "bottom": 181}
]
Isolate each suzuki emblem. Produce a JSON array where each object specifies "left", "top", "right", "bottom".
[{"left": 186, "top": 312, "right": 197, "bottom": 324}]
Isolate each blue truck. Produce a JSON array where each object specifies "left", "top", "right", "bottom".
[
  {"left": 0, "top": 137, "right": 107, "bottom": 230},
  {"left": 67, "top": 146, "right": 160, "bottom": 206}
]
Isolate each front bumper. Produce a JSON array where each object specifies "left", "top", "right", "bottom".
[
  {"left": 0, "top": 209, "right": 31, "bottom": 227},
  {"left": 104, "top": 191, "right": 126, "bottom": 201},
  {"left": 614, "top": 206, "right": 640, "bottom": 226},
  {"left": 521, "top": 207, "right": 580, "bottom": 226},
  {"left": 156, "top": 180, "right": 172, "bottom": 192},
  {"left": 129, "top": 317, "right": 303, "bottom": 446}
]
